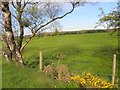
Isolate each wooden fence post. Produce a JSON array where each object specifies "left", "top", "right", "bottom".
[
  {"left": 40, "top": 49, "right": 42, "bottom": 71},
  {"left": 112, "top": 54, "right": 116, "bottom": 85}
]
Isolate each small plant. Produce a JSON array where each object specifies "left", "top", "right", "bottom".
[
  {"left": 43, "top": 65, "right": 55, "bottom": 78},
  {"left": 70, "top": 72, "right": 114, "bottom": 88},
  {"left": 42, "top": 63, "right": 70, "bottom": 81},
  {"left": 56, "top": 52, "right": 65, "bottom": 65},
  {"left": 24, "top": 56, "right": 39, "bottom": 68},
  {"left": 56, "top": 64, "right": 70, "bottom": 81}
]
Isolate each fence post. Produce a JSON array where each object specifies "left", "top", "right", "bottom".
[
  {"left": 40, "top": 49, "right": 42, "bottom": 71},
  {"left": 112, "top": 54, "right": 116, "bottom": 85}
]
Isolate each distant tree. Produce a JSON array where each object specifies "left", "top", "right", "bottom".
[
  {"left": 54, "top": 28, "right": 60, "bottom": 36},
  {"left": 95, "top": 1, "right": 120, "bottom": 33},
  {"left": 0, "top": 0, "right": 87, "bottom": 64},
  {"left": 37, "top": 21, "right": 62, "bottom": 37}
]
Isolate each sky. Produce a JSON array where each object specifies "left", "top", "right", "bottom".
[
  {"left": 59, "top": 2, "right": 117, "bottom": 31},
  {"left": 24, "top": 1, "right": 118, "bottom": 35}
]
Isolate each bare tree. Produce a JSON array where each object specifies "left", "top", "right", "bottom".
[
  {"left": 20, "top": 1, "right": 87, "bottom": 52},
  {"left": 0, "top": 0, "right": 87, "bottom": 64}
]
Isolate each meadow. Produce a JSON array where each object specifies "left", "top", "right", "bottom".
[{"left": 2, "top": 32, "right": 119, "bottom": 88}]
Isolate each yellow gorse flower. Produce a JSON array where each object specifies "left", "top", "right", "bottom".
[{"left": 70, "top": 72, "right": 113, "bottom": 88}]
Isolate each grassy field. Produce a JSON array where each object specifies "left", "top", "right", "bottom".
[{"left": 2, "top": 32, "right": 119, "bottom": 88}]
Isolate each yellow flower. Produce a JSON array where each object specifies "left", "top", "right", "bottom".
[{"left": 70, "top": 72, "right": 114, "bottom": 88}]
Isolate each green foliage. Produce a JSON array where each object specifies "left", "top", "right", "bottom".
[
  {"left": 24, "top": 56, "right": 39, "bottom": 68},
  {"left": 38, "top": 29, "right": 108, "bottom": 37},
  {"left": 99, "top": 15, "right": 119, "bottom": 22},
  {"left": 97, "top": 3, "right": 120, "bottom": 30},
  {"left": 99, "top": 13, "right": 120, "bottom": 28}
]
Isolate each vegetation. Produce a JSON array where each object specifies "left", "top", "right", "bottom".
[
  {"left": 70, "top": 72, "right": 114, "bottom": 88},
  {"left": 1, "top": 1, "right": 119, "bottom": 88},
  {"left": 38, "top": 29, "right": 113, "bottom": 37},
  {"left": 2, "top": 32, "right": 119, "bottom": 88},
  {"left": 96, "top": 1, "right": 120, "bottom": 33}
]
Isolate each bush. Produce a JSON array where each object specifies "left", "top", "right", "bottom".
[
  {"left": 43, "top": 65, "right": 55, "bottom": 78},
  {"left": 43, "top": 64, "right": 70, "bottom": 81},
  {"left": 24, "top": 56, "right": 39, "bottom": 68},
  {"left": 42, "top": 32, "right": 54, "bottom": 37},
  {"left": 70, "top": 72, "right": 114, "bottom": 88},
  {"left": 24, "top": 60, "right": 39, "bottom": 68},
  {"left": 56, "top": 64, "right": 70, "bottom": 81},
  {"left": 37, "top": 29, "right": 109, "bottom": 37}
]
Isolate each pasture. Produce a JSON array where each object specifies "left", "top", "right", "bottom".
[{"left": 2, "top": 32, "right": 119, "bottom": 88}]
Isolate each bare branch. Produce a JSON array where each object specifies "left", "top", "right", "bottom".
[
  {"left": 0, "top": 21, "right": 4, "bottom": 27},
  {"left": 11, "top": 13, "right": 17, "bottom": 19},
  {"left": 35, "top": 4, "right": 75, "bottom": 34},
  {"left": 11, "top": 1, "right": 17, "bottom": 9},
  {"left": 20, "top": 3, "right": 76, "bottom": 52},
  {"left": 21, "top": 0, "right": 29, "bottom": 12},
  {"left": 28, "top": 26, "right": 35, "bottom": 34}
]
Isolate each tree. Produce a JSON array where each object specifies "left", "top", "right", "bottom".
[
  {"left": 0, "top": 0, "right": 87, "bottom": 64},
  {"left": 96, "top": 1, "right": 120, "bottom": 33},
  {"left": 1, "top": 2, "right": 23, "bottom": 63}
]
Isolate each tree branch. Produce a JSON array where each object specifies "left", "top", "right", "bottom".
[
  {"left": 0, "top": 21, "right": 4, "bottom": 27},
  {"left": 21, "top": 0, "right": 29, "bottom": 12},
  {"left": 28, "top": 26, "right": 34, "bottom": 34},
  {"left": 20, "top": 4, "right": 75, "bottom": 52},
  {"left": 11, "top": 1, "right": 17, "bottom": 9},
  {"left": 11, "top": 13, "right": 17, "bottom": 19},
  {"left": 36, "top": 6, "right": 74, "bottom": 34}
]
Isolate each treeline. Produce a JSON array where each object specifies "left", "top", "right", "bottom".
[
  {"left": 22, "top": 29, "right": 118, "bottom": 38},
  {"left": 38, "top": 29, "right": 111, "bottom": 37}
]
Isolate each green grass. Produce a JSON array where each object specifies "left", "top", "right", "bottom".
[
  {"left": 2, "top": 62, "right": 78, "bottom": 88},
  {"left": 2, "top": 32, "right": 119, "bottom": 88}
]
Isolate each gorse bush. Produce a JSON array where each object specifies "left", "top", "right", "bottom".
[{"left": 70, "top": 72, "right": 114, "bottom": 88}]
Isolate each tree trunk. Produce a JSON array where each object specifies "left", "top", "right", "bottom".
[
  {"left": 2, "top": 35, "right": 12, "bottom": 61},
  {"left": 17, "top": 19, "right": 24, "bottom": 51},
  {"left": 17, "top": 2, "right": 24, "bottom": 51},
  {"left": 1, "top": 2, "right": 23, "bottom": 64},
  {"left": 2, "top": 50, "right": 12, "bottom": 62},
  {"left": 20, "top": 33, "right": 35, "bottom": 52}
]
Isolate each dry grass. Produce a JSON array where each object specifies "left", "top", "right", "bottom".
[{"left": 56, "top": 64, "right": 70, "bottom": 81}]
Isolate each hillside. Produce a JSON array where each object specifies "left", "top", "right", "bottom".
[{"left": 2, "top": 32, "right": 119, "bottom": 88}]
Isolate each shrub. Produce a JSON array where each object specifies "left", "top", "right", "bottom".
[
  {"left": 42, "top": 63, "right": 70, "bottom": 81},
  {"left": 70, "top": 72, "right": 114, "bottom": 88},
  {"left": 24, "top": 56, "right": 39, "bottom": 68},
  {"left": 56, "top": 64, "right": 70, "bottom": 81},
  {"left": 43, "top": 32, "right": 54, "bottom": 37},
  {"left": 24, "top": 60, "right": 39, "bottom": 68},
  {"left": 43, "top": 65, "right": 55, "bottom": 78}
]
